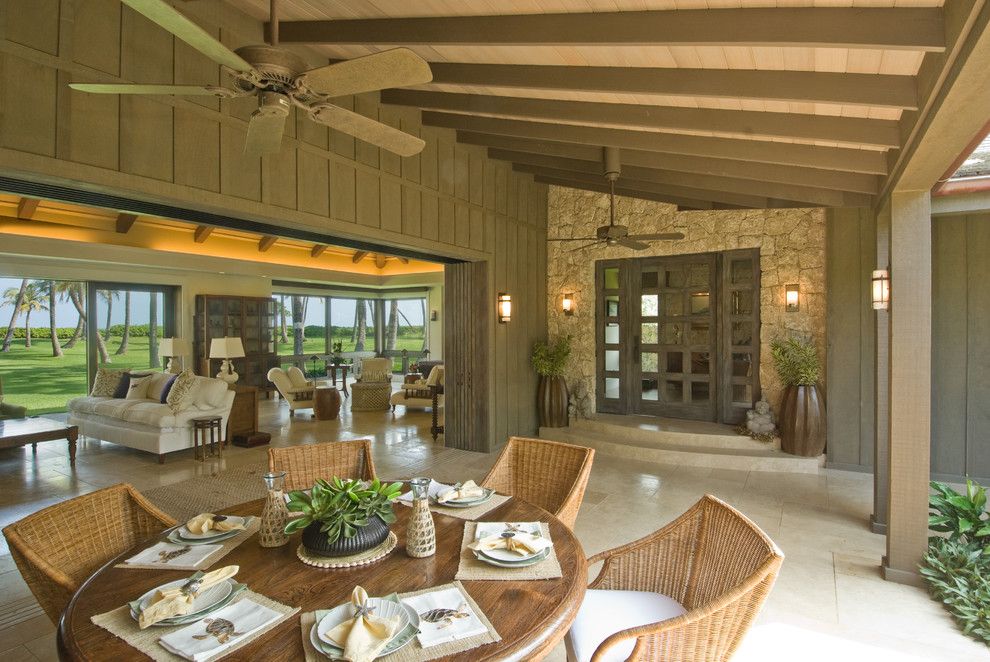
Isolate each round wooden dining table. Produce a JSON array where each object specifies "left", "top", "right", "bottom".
[{"left": 58, "top": 496, "right": 588, "bottom": 661}]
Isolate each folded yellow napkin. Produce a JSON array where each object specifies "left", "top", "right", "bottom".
[
  {"left": 185, "top": 513, "right": 245, "bottom": 535},
  {"left": 437, "top": 480, "right": 485, "bottom": 504},
  {"left": 138, "top": 565, "right": 239, "bottom": 629},
  {"left": 468, "top": 531, "right": 551, "bottom": 556},
  {"left": 326, "top": 587, "right": 401, "bottom": 662}
]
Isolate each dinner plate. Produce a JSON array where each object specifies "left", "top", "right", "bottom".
[
  {"left": 432, "top": 488, "right": 495, "bottom": 508},
  {"left": 310, "top": 601, "right": 419, "bottom": 659},
  {"left": 477, "top": 542, "right": 549, "bottom": 563},
  {"left": 131, "top": 578, "right": 235, "bottom": 626},
  {"left": 168, "top": 528, "right": 241, "bottom": 546},
  {"left": 177, "top": 516, "right": 248, "bottom": 540},
  {"left": 473, "top": 547, "right": 551, "bottom": 568}
]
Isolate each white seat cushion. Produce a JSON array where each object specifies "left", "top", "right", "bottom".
[{"left": 565, "top": 589, "right": 687, "bottom": 662}]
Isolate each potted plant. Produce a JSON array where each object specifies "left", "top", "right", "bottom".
[
  {"left": 771, "top": 335, "right": 826, "bottom": 457},
  {"left": 284, "top": 477, "right": 402, "bottom": 557},
  {"left": 330, "top": 341, "right": 344, "bottom": 365},
  {"left": 532, "top": 335, "right": 572, "bottom": 428}
]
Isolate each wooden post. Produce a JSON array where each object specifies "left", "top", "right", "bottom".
[
  {"left": 883, "top": 190, "right": 931, "bottom": 585},
  {"left": 872, "top": 201, "right": 891, "bottom": 534}
]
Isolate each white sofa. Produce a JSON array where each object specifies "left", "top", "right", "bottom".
[{"left": 67, "top": 373, "right": 235, "bottom": 463}]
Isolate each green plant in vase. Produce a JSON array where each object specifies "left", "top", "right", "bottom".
[
  {"left": 285, "top": 477, "right": 402, "bottom": 557},
  {"left": 532, "top": 334, "right": 572, "bottom": 428},
  {"left": 770, "top": 335, "right": 825, "bottom": 457},
  {"left": 330, "top": 341, "right": 344, "bottom": 365}
]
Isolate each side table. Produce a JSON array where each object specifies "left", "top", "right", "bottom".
[
  {"left": 325, "top": 363, "right": 350, "bottom": 397},
  {"left": 228, "top": 383, "right": 271, "bottom": 448},
  {"left": 314, "top": 386, "right": 342, "bottom": 420},
  {"left": 192, "top": 416, "right": 223, "bottom": 461}
]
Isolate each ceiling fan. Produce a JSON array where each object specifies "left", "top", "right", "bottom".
[
  {"left": 69, "top": 0, "right": 433, "bottom": 157},
  {"left": 547, "top": 147, "right": 685, "bottom": 251}
]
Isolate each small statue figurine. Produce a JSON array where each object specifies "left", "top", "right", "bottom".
[{"left": 746, "top": 399, "right": 777, "bottom": 437}]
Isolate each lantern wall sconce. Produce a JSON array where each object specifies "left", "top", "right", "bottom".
[
  {"left": 785, "top": 284, "right": 800, "bottom": 312},
  {"left": 561, "top": 292, "right": 575, "bottom": 316},
  {"left": 497, "top": 293, "right": 512, "bottom": 323},
  {"left": 872, "top": 269, "right": 890, "bottom": 310}
]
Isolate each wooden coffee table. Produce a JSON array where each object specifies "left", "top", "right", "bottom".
[{"left": 0, "top": 417, "right": 78, "bottom": 466}]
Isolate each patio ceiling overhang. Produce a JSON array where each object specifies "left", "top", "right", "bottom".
[{"left": 230, "top": 0, "right": 982, "bottom": 209}]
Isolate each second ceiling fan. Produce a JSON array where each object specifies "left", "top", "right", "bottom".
[
  {"left": 548, "top": 147, "right": 685, "bottom": 251},
  {"left": 70, "top": 0, "right": 433, "bottom": 157}
]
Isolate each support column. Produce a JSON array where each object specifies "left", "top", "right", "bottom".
[
  {"left": 883, "top": 190, "right": 932, "bottom": 585},
  {"left": 872, "top": 202, "right": 891, "bottom": 534}
]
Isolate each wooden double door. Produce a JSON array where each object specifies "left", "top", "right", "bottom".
[{"left": 596, "top": 249, "right": 760, "bottom": 424}]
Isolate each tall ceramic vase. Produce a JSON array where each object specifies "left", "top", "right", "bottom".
[
  {"left": 538, "top": 375, "right": 569, "bottom": 428},
  {"left": 779, "top": 384, "right": 826, "bottom": 457}
]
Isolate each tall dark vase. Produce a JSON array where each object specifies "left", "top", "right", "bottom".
[
  {"left": 779, "top": 384, "right": 826, "bottom": 457},
  {"left": 537, "top": 375, "right": 569, "bottom": 428}
]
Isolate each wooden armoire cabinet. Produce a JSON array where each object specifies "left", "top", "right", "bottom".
[{"left": 193, "top": 295, "right": 278, "bottom": 392}]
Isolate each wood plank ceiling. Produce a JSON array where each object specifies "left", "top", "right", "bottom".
[{"left": 233, "top": 0, "right": 951, "bottom": 209}]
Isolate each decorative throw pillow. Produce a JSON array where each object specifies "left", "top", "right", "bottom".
[
  {"left": 125, "top": 374, "right": 155, "bottom": 400},
  {"left": 159, "top": 374, "right": 179, "bottom": 404},
  {"left": 112, "top": 373, "right": 131, "bottom": 399},
  {"left": 362, "top": 370, "right": 391, "bottom": 383},
  {"left": 165, "top": 369, "right": 197, "bottom": 413},
  {"left": 91, "top": 368, "right": 126, "bottom": 398}
]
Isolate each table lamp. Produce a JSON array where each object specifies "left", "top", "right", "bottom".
[
  {"left": 158, "top": 337, "right": 190, "bottom": 374},
  {"left": 210, "top": 337, "right": 246, "bottom": 384}
]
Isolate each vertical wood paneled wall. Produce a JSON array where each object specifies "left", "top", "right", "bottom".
[
  {"left": 0, "top": 0, "right": 549, "bottom": 449},
  {"left": 932, "top": 214, "right": 990, "bottom": 483},
  {"left": 825, "top": 207, "right": 877, "bottom": 471},
  {"left": 444, "top": 261, "right": 490, "bottom": 451}
]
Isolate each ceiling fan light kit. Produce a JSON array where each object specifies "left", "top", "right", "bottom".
[{"left": 70, "top": 0, "right": 433, "bottom": 158}]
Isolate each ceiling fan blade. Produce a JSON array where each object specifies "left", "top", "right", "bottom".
[
  {"left": 309, "top": 104, "right": 425, "bottom": 157},
  {"left": 243, "top": 108, "right": 287, "bottom": 157},
  {"left": 69, "top": 83, "right": 231, "bottom": 96},
  {"left": 547, "top": 237, "right": 598, "bottom": 241},
  {"left": 300, "top": 48, "right": 433, "bottom": 98},
  {"left": 627, "top": 232, "right": 686, "bottom": 241},
  {"left": 121, "top": 0, "right": 253, "bottom": 72},
  {"left": 616, "top": 238, "right": 650, "bottom": 250},
  {"left": 569, "top": 242, "right": 602, "bottom": 252}
]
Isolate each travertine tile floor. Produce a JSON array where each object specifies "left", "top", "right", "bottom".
[{"left": 0, "top": 398, "right": 985, "bottom": 661}]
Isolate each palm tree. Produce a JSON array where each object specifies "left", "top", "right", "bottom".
[
  {"left": 115, "top": 291, "right": 130, "bottom": 355},
  {"left": 385, "top": 299, "right": 399, "bottom": 351},
  {"left": 54, "top": 281, "right": 85, "bottom": 348},
  {"left": 18, "top": 284, "right": 46, "bottom": 349},
  {"left": 45, "top": 280, "right": 63, "bottom": 358},
  {"left": 354, "top": 298, "right": 367, "bottom": 352},
  {"left": 291, "top": 296, "right": 305, "bottom": 355},
  {"left": 2, "top": 279, "right": 27, "bottom": 352},
  {"left": 149, "top": 292, "right": 160, "bottom": 368},
  {"left": 277, "top": 295, "right": 289, "bottom": 344},
  {"left": 99, "top": 290, "right": 118, "bottom": 340}
]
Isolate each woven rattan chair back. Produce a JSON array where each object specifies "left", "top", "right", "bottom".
[
  {"left": 481, "top": 436, "right": 594, "bottom": 529},
  {"left": 268, "top": 440, "right": 377, "bottom": 492},
  {"left": 2, "top": 483, "right": 176, "bottom": 623}
]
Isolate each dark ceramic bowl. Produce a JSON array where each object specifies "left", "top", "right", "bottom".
[{"left": 301, "top": 515, "right": 390, "bottom": 557}]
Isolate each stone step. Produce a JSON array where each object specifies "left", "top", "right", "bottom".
[
  {"left": 539, "top": 424, "right": 822, "bottom": 474},
  {"left": 568, "top": 413, "right": 780, "bottom": 452}
]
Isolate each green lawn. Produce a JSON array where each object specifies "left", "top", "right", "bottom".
[
  {"left": 0, "top": 335, "right": 163, "bottom": 415},
  {"left": 275, "top": 336, "right": 427, "bottom": 372}
]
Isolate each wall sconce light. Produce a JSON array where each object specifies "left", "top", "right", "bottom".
[
  {"left": 785, "top": 284, "right": 800, "bottom": 312},
  {"left": 561, "top": 292, "right": 575, "bottom": 316},
  {"left": 497, "top": 293, "right": 512, "bottom": 323},
  {"left": 872, "top": 269, "right": 890, "bottom": 310}
]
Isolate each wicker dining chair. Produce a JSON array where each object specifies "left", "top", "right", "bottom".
[
  {"left": 2, "top": 483, "right": 176, "bottom": 624},
  {"left": 480, "top": 436, "right": 595, "bottom": 529},
  {"left": 565, "top": 494, "right": 784, "bottom": 662},
  {"left": 268, "top": 439, "right": 377, "bottom": 492}
]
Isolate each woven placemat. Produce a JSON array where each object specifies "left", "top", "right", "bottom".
[
  {"left": 399, "top": 494, "right": 511, "bottom": 521},
  {"left": 300, "top": 581, "right": 500, "bottom": 662},
  {"left": 116, "top": 518, "right": 261, "bottom": 571},
  {"left": 454, "top": 522, "right": 563, "bottom": 581},
  {"left": 296, "top": 532, "right": 398, "bottom": 568},
  {"left": 91, "top": 589, "right": 299, "bottom": 662}
]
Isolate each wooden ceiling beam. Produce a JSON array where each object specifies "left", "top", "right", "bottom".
[
  {"left": 396, "top": 256, "right": 410, "bottom": 264},
  {"left": 375, "top": 254, "right": 387, "bottom": 269},
  {"left": 115, "top": 213, "right": 138, "bottom": 234},
  {"left": 258, "top": 235, "right": 277, "bottom": 252},
  {"left": 489, "top": 148, "right": 879, "bottom": 195},
  {"left": 352, "top": 250, "right": 367, "bottom": 263},
  {"left": 426, "top": 113, "right": 888, "bottom": 175},
  {"left": 16, "top": 197, "right": 40, "bottom": 219},
  {"left": 193, "top": 225, "right": 213, "bottom": 243},
  {"left": 425, "top": 62, "right": 918, "bottom": 110},
  {"left": 386, "top": 90, "right": 899, "bottom": 148},
  {"left": 517, "top": 164, "right": 868, "bottom": 207},
  {"left": 311, "top": 244, "right": 328, "bottom": 258},
  {"left": 533, "top": 174, "right": 784, "bottom": 208},
  {"left": 274, "top": 8, "right": 944, "bottom": 51}
]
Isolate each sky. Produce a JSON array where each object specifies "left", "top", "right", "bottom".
[{"left": 0, "top": 279, "right": 427, "bottom": 329}]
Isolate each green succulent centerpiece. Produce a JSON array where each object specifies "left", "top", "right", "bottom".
[{"left": 285, "top": 477, "right": 403, "bottom": 557}]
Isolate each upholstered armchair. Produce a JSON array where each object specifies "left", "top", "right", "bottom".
[
  {"left": 351, "top": 357, "right": 393, "bottom": 411},
  {"left": 390, "top": 365, "right": 444, "bottom": 411},
  {"left": 0, "top": 376, "right": 27, "bottom": 420},
  {"left": 267, "top": 366, "right": 315, "bottom": 415}
]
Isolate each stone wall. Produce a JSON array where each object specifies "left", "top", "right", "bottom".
[{"left": 546, "top": 185, "right": 827, "bottom": 418}]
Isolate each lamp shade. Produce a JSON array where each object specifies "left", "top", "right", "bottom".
[
  {"left": 159, "top": 337, "right": 190, "bottom": 356},
  {"left": 209, "top": 336, "right": 245, "bottom": 359}
]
